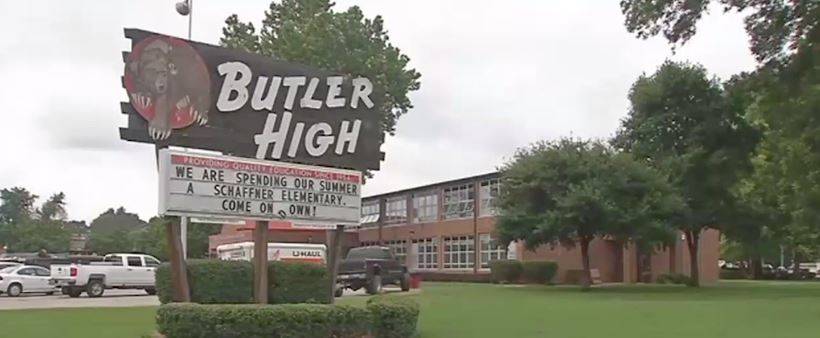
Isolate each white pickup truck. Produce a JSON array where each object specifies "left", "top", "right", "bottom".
[{"left": 50, "top": 253, "right": 160, "bottom": 298}]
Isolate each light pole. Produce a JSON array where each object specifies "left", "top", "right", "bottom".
[
  {"left": 175, "top": 0, "right": 193, "bottom": 40},
  {"left": 175, "top": 0, "right": 193, "bottom": 258}
]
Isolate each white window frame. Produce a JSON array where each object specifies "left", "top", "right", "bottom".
[
  {"left": 479, "top": 179, "right": 501, "bottom": 217},
  {"left": 360, "top": 202, "right": 380, "bottom": 228},
  {"left": 384, "top": 240, "right": 407, "bottom": 264},
  {"left": 443, "top": 235, "right": 474, "bottom": 270},
  {"left": 443, "top": 184, "right": 475, "bottom": 220},
  {"left": 384, "top": 197, "right": 407, "bottom": 224},
  {"left": 412, "top": 192, "right": 439, "bottom": 223},
  {"left": 413, "top": 238, "right": 439, "bottom": 270},
  {"left": 479, "top": 234, "right": 506, "bottom": 270}
]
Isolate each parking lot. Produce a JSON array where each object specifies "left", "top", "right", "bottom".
[
  {"left": 0, "top": 289, "right": 159, "bottom": 310},
  {"left": 0, "top": 287, "right": 413, "bottom": 310}
]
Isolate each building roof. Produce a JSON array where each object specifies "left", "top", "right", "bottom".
[{"left": 363, "top": 171, "right": 499, "bottom": 201}]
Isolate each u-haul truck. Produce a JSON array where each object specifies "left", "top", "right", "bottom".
[{"left": 216, "top": 242, "right": 326, "bottom": 264}]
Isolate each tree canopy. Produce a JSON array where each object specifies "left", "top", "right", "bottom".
[
  {"left": 221, "top": 0, "right": 421, "bottom": 136},
  {"left": 497, "top": 138, "right": 682, "bottom": 289},
  {"left": 620, "top": 0, "right": 819, "bottom": 65},
  {"left": 613, "top": 60, "right": 759, "bottom": 285}
]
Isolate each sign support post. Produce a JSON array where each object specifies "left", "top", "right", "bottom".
[
  {"left": 327, "top": 224, "right": 344, "bottom": 303},
  {"left": 165, "top": 218, "right": 190, "bottom": 302},
  {"left": 253, "top": 220, "right": 268, "bottom": 304},
  {"left": 180, "top": 216, "right": 188, "bottom": 259}
]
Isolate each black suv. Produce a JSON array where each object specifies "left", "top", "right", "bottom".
[{"left": 336, "top": 246, "right": 410, "bottom": 296}]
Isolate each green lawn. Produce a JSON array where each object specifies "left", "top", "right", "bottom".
[{"left": 3, "top": 281, "right": 820, "bottom": 338}]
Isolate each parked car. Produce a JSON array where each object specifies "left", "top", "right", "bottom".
[
  {"left": 798, "top": 263, "right": 820, "bottom": 277},
  {"left": 0, "top": 265, "right": 60, "bottom": 297},
  {"left": 335, "top": 246, "right": 410, "bottom": 297},
  {"left": 0, "top": 261, "right": 21, "bottom": 270},
  {"left": 49, "top": 253, "right": 160, "bottom": 298}
]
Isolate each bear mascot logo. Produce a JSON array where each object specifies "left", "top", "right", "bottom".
[{"left": 124, "top": 36, "right": 210, "bottom": 140}]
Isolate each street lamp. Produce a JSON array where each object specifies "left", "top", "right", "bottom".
[
  {"left": 174, "top": 0, "right": 193, "bottom": 259},
  {"left": 175, "top": 0, "right": 193, "bottom": 40}
]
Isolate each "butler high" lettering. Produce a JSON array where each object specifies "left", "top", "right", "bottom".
[{"left": 215, "top": 61, "right": 375, "bottom": 161}]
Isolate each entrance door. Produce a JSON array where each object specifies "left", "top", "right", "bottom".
[{"left": 637, "top": 247, "right": 652, "bottom": 283}]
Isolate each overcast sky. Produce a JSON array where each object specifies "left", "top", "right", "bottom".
[{"left": 0, "top": 1, "right": 756, "bottom": 223}]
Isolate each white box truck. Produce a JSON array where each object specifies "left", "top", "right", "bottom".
[{"left": 216, "top": 242, "right": 326, "bottom": 264}]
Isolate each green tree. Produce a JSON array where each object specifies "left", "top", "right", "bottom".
[
  {"left": 87, "top": 207, "right": 148, "bottom": 254},
  {"left": 221, "top": 0, "right": 421, "bottom": 135},
  {"left": 620, "top": 0, "right": 818, "bottom": 65},
  {"left": 612, "top": 61, "right": 759, "bottom": 286},
  {"left": 0, "top": 187, "right": 37, "bottom": 225},
  {"left": 38, "top": 192, "right": 67, "bottom": 221},
  {"left": 497, "top": 138, "right": 682, "bottom": 289},
  {"left": 9, "top": 218, "right": 71, "bottom": 253},
  {"left": 0, "top": 188, "right": 72, "bottom": 253},
  {"left": 130, "top": 217, "right": 222, "bottom": 261}
]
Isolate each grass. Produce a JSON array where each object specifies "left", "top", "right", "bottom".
[
  {"left": 3, "top": 280, "right": 820, "bottom": 337},
  {"left": 0, "top": 306, "right": 157, "bottom": 338}
]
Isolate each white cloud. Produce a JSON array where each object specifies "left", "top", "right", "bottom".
[{"left": 0, "top": 0, "right": 756, "bottom": 222}]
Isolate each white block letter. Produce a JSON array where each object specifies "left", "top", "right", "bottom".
[
  {"left": 304, "top": 123, "right": 333, "bottom": 157},
  {"left": 282, "top": 76, "right": 306, "bottom": 110},
  {"left": 254, "top": 112, "right": 292, "bottom": 159},
  {"left": 335, "top": 119, "right": 361, "bottom": 154},
  {"left": 351, "top": 77, "right": 374, "bottom": 109},
  {"left": 300, "top": 77, "right": 323, "bottom": 109},
  {"left": 287, "top": 122, "right": 305, "bottom": 158},
  {"left": 326, "top": 76, "right": 346, "bottom": 108},
  {"left": 217, "top": 62, "right": 252, "bottom": 112},
  {"left": 251, "top": 76, "right": 282, "bottom": 111}
]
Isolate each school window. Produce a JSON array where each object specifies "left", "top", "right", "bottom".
[
  {"left": 384, "top": 240, "right": 407, "bottom": 264},
  {"left": 412, "top": 192, "right": 438, "bottom": 223},
  {"left": 414, "top": 238, "right": 438, "bottom": 270},
  {"left": 443, "top": 184, "right": 474, "bottom": 219},
  {"left": 384, "top": 197, "right": 407, "bottom": 224},
  {"left": 360, "top": 202, "right": 380, "bottom": 228},
  {"left": 443, "top": 235, "right": 474, "bottom": 269},
  {"left": 479, "top": 234, "right": 506, "bottom": 269},
  {"left": 479, "top": 179, "right": 501, "bottom": 216}
]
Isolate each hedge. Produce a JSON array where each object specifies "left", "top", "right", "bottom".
[
  {"left": 156, "top": 260, "right": 328, "bottom": 305},
  {"left": 156, "top": 260, "right": 252, "bottom": 304},
  {"left": 367, "top": 297, "right": 421, "bottom": 338},
  {"left": 488, "top": 260, "right": 522, "bottom": 284},
  {"left": 521, "top": 261, "right": 558, "bottom": 284},
  {"left": 156, "top": 296, "right": 420, "bottom": 338},
  {"left": 269, "top": 261, "right": 331, "bottom": 304}
]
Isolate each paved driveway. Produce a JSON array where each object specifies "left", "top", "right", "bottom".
[
  {"left": 0, "top": 289, "right": 159, "bottom": 310},
  {"left": 0, "top": 286, "right": 416, "bottom": 310}
]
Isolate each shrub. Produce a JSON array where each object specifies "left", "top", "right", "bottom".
[
  {"left": 156, "top": 298, "right": 421, "bottom": 338},
  {"left": 720, "top": 269, "right": 749, "bottom": 280},
  {"left": 367, "top": 296, "right": 420, "bottom": 338},
  {"left": 488, "top": 260, "right": 522, "bottom": 283},
  {"left": 156, "top": 260, "right": 253, "bottom": 304},
  {"left": 269, "top": 261, "right": 331, "bottom": 304},
  {"left": 156, "top": 303, "right": 371, "bottom": 338},
  {"left": 521, "top": 261, "right": 558, "bottom": 284},
  {"left": 156, "top": 260, "right": 328, "bottom": 305},
  {"left": 656, "top": 273, "right": 694, "bottom": 285}
]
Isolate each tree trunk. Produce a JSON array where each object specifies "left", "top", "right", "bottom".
[
  {"left": 685, "top": 230, "right": 700, "bottom": 287},
  {"left": 751, "top": 254, "right": 763, "bottom": 280},
  {"left": 580, "top": 238, "right": 592, "bottom": 290}
]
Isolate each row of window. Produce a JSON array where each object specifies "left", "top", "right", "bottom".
[
  {"left": 360, "top": 179, "right": 500, "bottom": 225},
  {"left": 358, "top": 234, "right": 511, "bottom": 270}
]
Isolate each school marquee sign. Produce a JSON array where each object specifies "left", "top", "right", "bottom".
[
  {"left": 119, "top": 29, "right": 384, "bottom": 172},
  {"left": 158, "top": 149, "right": 361, "bottom": 225}
]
